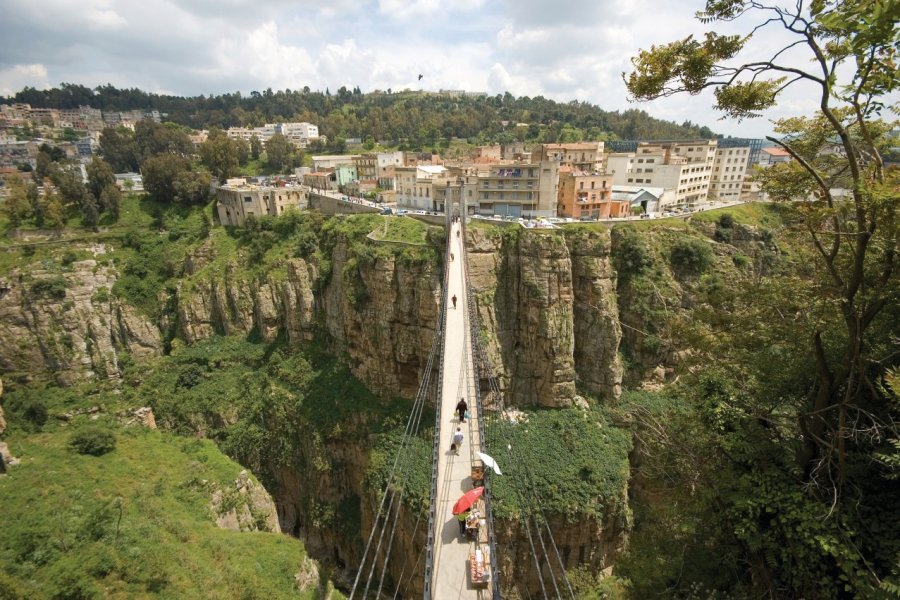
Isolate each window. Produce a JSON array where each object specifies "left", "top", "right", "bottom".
[
  {"left": 244, "top": 196, "right": 252, "bottom": 203},
  {"left": 591, "top": 181, "right": 595, "bottom": 189}
]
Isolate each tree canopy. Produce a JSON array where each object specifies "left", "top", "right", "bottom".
[{"left": 625, "top": 1, "right": 899, "bottom": 596}]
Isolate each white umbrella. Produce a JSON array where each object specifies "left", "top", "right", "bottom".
[{"left": 477, "top": 452, "right": 502, "bottom": 476}]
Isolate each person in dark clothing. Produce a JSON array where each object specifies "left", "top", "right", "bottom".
[
  {"left": 456, "top": 398, "right": 468, "bottom": 423},
  {"left": 451, "top": 294, "right": 457, "bottom": 309}
]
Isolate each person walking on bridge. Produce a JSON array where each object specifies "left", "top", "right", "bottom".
[
  {"left": 451, "top": 427, "right": 464, "bottom": 455},
  {"left": 456, "top": 398, "right": 468, "bottom": 423},
  {"left": 451, "top": 294, "right": 457, "bottom": 309}
]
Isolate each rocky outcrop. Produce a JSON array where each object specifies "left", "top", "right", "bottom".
[
  {"left": 468, "top": 227, "right": 622, "bottom": 407},
  {"left": 0, "top": 259, "right": 162, "bottom": 384},
  {"left": 211, "top": 470, "right": 281, "bottom": 533}
]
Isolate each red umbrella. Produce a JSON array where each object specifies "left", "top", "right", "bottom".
[{"left": 452, "top": 487, "right": 484, "bottom": 515}]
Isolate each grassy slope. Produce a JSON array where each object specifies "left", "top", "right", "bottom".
[{"left": 0, "top": 423, "right": 315, "bottom": 599}]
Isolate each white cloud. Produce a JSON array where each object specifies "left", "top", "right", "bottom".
[
  {"left": 0, "top": 64, "right": 50, "bottom": 96},
  {"left": 378, "top": 0, "right": 485, "bottom": 18}
]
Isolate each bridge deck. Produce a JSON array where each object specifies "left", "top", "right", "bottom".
[{"left": 431, "top": 221, "right": 487, "bottom": 598}]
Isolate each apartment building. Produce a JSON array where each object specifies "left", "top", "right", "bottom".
[
  {"left": 537, "top": 142, "right": 605, "bottom": 172},
  {"left": 557, "top": 167, "right": 626, "bottom": 219},
  {"left": 395, "top": 165, "right": 447, "bottom": 210},
  {"left": 607, "top": 140, "right": 716, "bottom": 208},
  {"left": 303, "top": 171, "right": 336, "bottom": 191},
  {"left": 354, "top": 154, "right": 378, "bottom": 180},
  {"left": 474, "top": 161, "right": 559, "bottom": 218},
  {"left": 216, "top": 180, "right": 309, "bottom": 226},
  {"left": 226, "top": 122, "right": 319, "bottom": 147},
  {"left": 709, "top": 145, "right": 750, "bottom": 202}
]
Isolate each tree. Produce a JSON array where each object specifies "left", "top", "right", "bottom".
[
  {"left": 199, "top": 128, "right": 239, "bottom": 182},
  {"left": 2, "top": 178, "right": 32, "bottom": 227},
  {"left": 43, "top": 193, "right": 67, "bottom": 229},
  {"left": 626, "top": 1, "right": 900, "bottom": 595},
  {"left": 142, "top": 153, "right": 189, "bottom": 203},
  {"left": 81, "top": 193, "right": 100, "bottom": 228},
  {"left": 86, "top": 158, "right": 115, "bottom": 199},
  {"left": 265, "top": 132, "right": 291, "bottom": 172},
  {"left": 173, "top": 170, "right": 211, "bottom": 205},
  {"left": 99, "top": 127, "right": 138, "bottom": 172},
  {"left": 99, "top": 184, "right": 121, "bottom": 221},
  {"left": 250, "top": 134, "right": 262, "bottom": 160}
]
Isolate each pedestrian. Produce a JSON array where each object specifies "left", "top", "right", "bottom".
[
  {"left": 450, "top": 252, "right": 454, "bottom": 262},
  {"left": 456, "top": 398, "right": 468, "bottom": 423},
  {"left": 456, "top": 229, "right": 460, "bottom": 238},
  {"left": 452, "top": 428, "right": 464, "bottom": 455},
  {"left": 451, "top": 294, "right": 457, "bottom": 309}
]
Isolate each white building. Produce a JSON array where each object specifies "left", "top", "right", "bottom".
[
  {"left": 395, "top": 165, "right": 447, "bottom": 210},
  {"left": 607, "top": 140, "right": 717, "bottom": 208},
  {"left": 709, "top": 145, "right": 751, "bottom": 202}
]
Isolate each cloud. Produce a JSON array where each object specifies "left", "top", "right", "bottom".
[{"left": 0, "top": 64, "right": 50, "bottom": 96}]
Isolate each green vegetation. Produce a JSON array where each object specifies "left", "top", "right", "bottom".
[
  {"left": 369, "top": 216, "right": 430, "bottom": 245},
  {"left": 485, "top": 407, "right": 631, "bottom": 522},
  {"left": 0, "top": 423, "right": 313, "bottom": 599},
  {"left": 69, "top": 425, "right": 117, "bottom": 456},
  {"left": 7, "top": 83, "right": 716, "bottom": 150}
]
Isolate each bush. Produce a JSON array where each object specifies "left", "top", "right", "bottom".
[
  {"left": 717, "top": 213, "right": 735, "bottom": 229},
  {"left": 61, "top": 250, "right": 78, "bottom": 267},
  {"left": 30, "top": 277, "right": 68, "bottom": 300},
  {"left": 670, "top": 237, "right": 714, "bottom": 276},
  {"left": 614, "top": 228, "right": 654, "bottom": 278},
  {"left": 7, "top": 395, "right": 49, "bottom": 430},
  {"left": 69, "top": 426, "right": 117, "bottom": 456}
]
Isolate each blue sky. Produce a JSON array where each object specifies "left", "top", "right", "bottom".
[{"left": 0, "top": 0, "right": 868, "bottom": 138}]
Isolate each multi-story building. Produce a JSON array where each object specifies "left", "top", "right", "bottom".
[
  {"left": 276, "top": 122, "right": 319, "bottom": 147},
  {"left": 216, "top": 180, "right": 309, "bottom": 226},
  {"left": 757, "top": 146, "right": 792, "bottom": 167},
  {"left": 354, "top": 154, "right": 377, "bottom": 180},
  {"left": 709, "top": 145, "right": 750, "bottom": 202},
  {"left": 557, "top": 167, "right": 626, "bottom": 219},
  {"left": 395, "top": 165, "right": 447, "bottom": 210},
  {"left": 537, "top": 142, "right": 605, "bottom": 172},
  {"left": 607, "top": 140, "right": 717, "bottom": 208},
  {"left": 303, "top": 171, "right": 337, "bottom": 191},
  {"left": 474, "top": 161, "right": 560, "bottom": 218}
]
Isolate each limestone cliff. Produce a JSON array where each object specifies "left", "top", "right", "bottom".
[
  {"left": 468, "top": 227, "right": 623, "bottom": 407},
  {"left": 0, "top": 258, "right": 161, "bottom": 384}
]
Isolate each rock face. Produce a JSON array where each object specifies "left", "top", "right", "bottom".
[
  {"left": 468, "top": 227, "right": 623, "bottom": 407},
  {"left": 0, "top": 259, "right": 162, "bottom": 384},
  {"left": 211, "top": 470, "right": 281, "bottom": 533}
]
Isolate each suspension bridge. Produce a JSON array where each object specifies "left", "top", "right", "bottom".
[{"left": 350, "top": 209, "right": 575, "bottom": 599}]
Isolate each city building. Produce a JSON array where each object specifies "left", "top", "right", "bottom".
[
  {"left": 757, "top": 147, "right": 792, "bottom": 167},
  {"left": 395, "top": 165, "right": 447, "bottom": 210},
  {"left": 354, "top": 154, "right": 378, "bottom": 180},
  {"left": 312, "top": 155, "right": 357, "bottom": 171},
  {"left": 709, "top": 145, "right": 751, "bottom": 202},
  {"left": 473, "top": 161, "right": 560, "bottom": 218},
  {"left": 557, "top": 167, "right": 626, "bottom": 219},
  {"left": 303, "top": 171, "right": 337, "bottom": 191},
  {"left": 216, "top": 179, "right": 309, "bottom": 226},
  {"left": 610, "top": 185, "right": 673, "bottom": 215},
  {"left": 607, "top": 140, "right": 717, "bottom": 208},
  {"left": 537, "top": 142, "right": 605, "bottom": 173}
]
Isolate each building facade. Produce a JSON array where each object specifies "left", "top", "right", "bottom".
[
  {"left": 607, "top": 140, "right": 717, "bottom": 208},
  {"left": 709, "top": 145, "right": 750, "bottom": 202},
  {"left": 216, "top": 181, "right": 309, "bottom": 226},
  {"left": 474, "top": 161, "right": 559, "bottom": 218},
  {"left": 557, "top": 168, "right": 626, "bottom": 219}
]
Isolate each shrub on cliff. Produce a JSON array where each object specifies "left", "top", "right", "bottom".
[
  {"left": 669, "top": 237, "right": 713, "bottom": 276},
  {"left": 614, "top": 228, "right": 654, "bottom": 279},
  {"left": 69, "top": 426, "right": 117, "bottom": 456}
]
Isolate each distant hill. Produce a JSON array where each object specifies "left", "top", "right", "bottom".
[{"left": 3, "top": 83, "right": 716, "bottom": 149}]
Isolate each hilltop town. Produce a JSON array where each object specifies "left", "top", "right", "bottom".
[{"left": 0, "top": 99, "right": 797, "bottom": 230}]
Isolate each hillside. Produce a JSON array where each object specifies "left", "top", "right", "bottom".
[
  {"left": 3, "top": 84, "right": 716, "bottom": 149},
  {"left": 1, "top": 199, "right": 898, "bottom": 598}
]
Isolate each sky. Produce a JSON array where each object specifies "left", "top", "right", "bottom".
[{"left": 0, "top": 0, "right": 870, "bottom": 139}]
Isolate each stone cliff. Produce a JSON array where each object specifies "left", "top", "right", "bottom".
[
  {"left": 468, "top": 226, "right": 622, "bottom": 407},
  {"left": 0, "top": 257, "right": 161, "bottom": 384}
]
